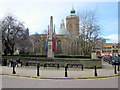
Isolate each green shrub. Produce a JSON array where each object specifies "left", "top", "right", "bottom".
[
  {"left": 3, "top": 54, "right": 91, "bottom": 58},
  {"left": 20, "top": 54, "right": 47, "bottom": 57},
  {"left": 55, "top": 55, "right": 90, "bottom": 58}
]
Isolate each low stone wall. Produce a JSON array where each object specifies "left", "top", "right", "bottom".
[
  {"left": 48, "top": 58, "right": 102, "bottom": 69},
  {"left": 2, "top": 56, "right": 102, "bottom": 69}
]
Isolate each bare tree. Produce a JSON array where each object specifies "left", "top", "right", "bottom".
[
  {"left": 0, "top": 14, "right": 29, "bottom": 55},
  {"left": 17, "top": 28, "right": 30, "bottom": 54},
  {"left": 29, "top": 34, "right": 41, "bottom": 54},
  {"left": 78, "top": 10, "right": 102, "bottom": 56}
]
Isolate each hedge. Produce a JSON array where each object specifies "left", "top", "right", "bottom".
[{"left": 2, "top": 54, "right": 90, "bottom": 58}]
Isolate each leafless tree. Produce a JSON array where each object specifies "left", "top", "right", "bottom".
[
  {"left": 0, "top": 14, "right": 29, "bottom": 55},
  {"left": 29, "top": 33, "right": 41, "bottom": 54},
  {"left": 78, "top": 10, "right": 104, "bottom": 56}
]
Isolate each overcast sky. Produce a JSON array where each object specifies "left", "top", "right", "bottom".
[{"left": 0, "top": 0, "right": 119, "bottom": 43}]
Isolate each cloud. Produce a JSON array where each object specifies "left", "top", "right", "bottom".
[
  {"left": 0, "top": 1, "right": 118, "bottom": 40},
  {"left": 101, "top": 34, "right": 118, "bottom": 43}
]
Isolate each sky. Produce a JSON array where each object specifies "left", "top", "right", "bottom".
[{"left": 0, "top": 0, "right": 119, "bottom": 43}]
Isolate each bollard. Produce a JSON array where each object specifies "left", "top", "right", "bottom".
[
  {"left": 13, "top": 62, "right": 16, "bottom": 74},
  {"left": 21, "top": 62, "right": 22, "bottom": 67},
  {"left": 11, "top": 61, "right": 13, "bottom": 67},
  {"left": 94, "top": 65, "right": 97, "bottom": 76},
  {"left": 65, "top": 65, "right": 68, "bottom": 77},
  {"left": 44, "top": 64, "right": 47, "bottom": 68},
  {"left": 81, "top": 65, "right": 84, "bottom": 71},
  {"left": 57, "top": 64, "right": 59, "bottom": 69},
  {"left": 37, "top": 63, "right": 40, "bottom": 76},
  {"left": 118, "top": 64, "right": 119, "bottom": 71},
  {"left": 114, "top": 64, "right": 117, "bottom": 74}
]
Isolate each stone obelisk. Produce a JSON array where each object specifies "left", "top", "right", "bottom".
[{"left": 48, "top": 16, "right": 54, "bottom": 58}]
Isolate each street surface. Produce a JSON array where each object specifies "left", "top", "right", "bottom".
[
  {"left": 1, "top": 61, "right": 119, "bottom": 78},
  {"left": 2, "top": 75, "right": 119, "bottom": 88},
  {"left": 1, "top": 60, "right": 120, "bottom": 88}
]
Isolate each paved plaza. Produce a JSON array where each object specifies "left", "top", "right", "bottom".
[{"left": 1, "top": 61, "right": 120, "bottom": 79}]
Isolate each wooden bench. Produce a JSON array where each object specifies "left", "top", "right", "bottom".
[
  {"left": 66, "top": 63, "right": 83, "bottom": 70},
  {"left": 25, "top": 61, "right": 39, "bottom": 67},
  {"left": 44, "top": 62, "right": 60, "bottom": 69}
]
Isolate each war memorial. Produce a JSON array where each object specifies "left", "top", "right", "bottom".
[
  {"left": 2, "top": 15, "right": 102, "bottom": 69},
  {"left": 2, "top": 8, "right": 120, "bottom": 80},
  {"left": 33, "top": 15, "right": 102, "bottom": 69},
  {"left": 0, "top": 8, "right": 102, "bottom": 70}
]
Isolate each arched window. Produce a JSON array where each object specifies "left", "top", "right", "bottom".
[
  {"left": 74, "top": 41, "right": 78, "bottom": 55},
  {"left": 57, "top": 40, "right": 62, "bottom": 54}
]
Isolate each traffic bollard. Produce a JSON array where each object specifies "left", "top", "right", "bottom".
[
  {"left": 94, "top": 65, "right": 97, "bottom": 76},
  {"left": 37, "top": 63, "right": 40, "bottom": 76},
  {"left": 11, "top": 61, "right": 13, "bottom": 67},
  {"left": 118, "top": 64, "right": 119, "bottom": 71},
  {"left": 82, "top": 65, "right": 83, "bottom": 71},
  {"left": 65, "top": 65, "right": 68, "bottom": 77},
  {"left": 13, "top": 62, "right": 16, "bottom": 74},
  {"left": 44, "top": 64, "right": 47, "bottom": 68},
  {"left": 21, "top": 62, "right": 22, "bottom": 67},
  {"left": 114, "top": 64, "right": 117, "bottom": 74},
  {"left": 57, "top": 64, "right": 59, "bottom": 69}
]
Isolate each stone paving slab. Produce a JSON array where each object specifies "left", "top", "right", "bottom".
[{"left": 0, "top": 61, "right": 120, "bottom": 79}]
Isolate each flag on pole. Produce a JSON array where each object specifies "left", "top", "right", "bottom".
[
  {"left": 45, "top": 26, "right": 49, "bottom": 52},
  {"left": 52, "top": 24, "right": 56, "bottom": 53}
]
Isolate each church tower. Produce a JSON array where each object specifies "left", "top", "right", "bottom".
[{"left": 66, "top": 8, "right": 79, "bottom": 35}]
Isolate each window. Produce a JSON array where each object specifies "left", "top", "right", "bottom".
[
  {"left": 57, "top": 40, "right": 62, "bottom": 54},
  {"left": 102, "top": 51, "right": 106, "bottom": 53},
  {"left": 107, "top": 51, "right": 111, "bottom": 52},
  {"left": 103, "top": 47, "right": 111, "bottom": 49}
]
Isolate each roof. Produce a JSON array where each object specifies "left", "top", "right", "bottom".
[
  {"left": 57, "top": 28, "right": 70, "bottom": 35},
  {"left": 57, "top": 19, "right": 70, "bottom": 35}
]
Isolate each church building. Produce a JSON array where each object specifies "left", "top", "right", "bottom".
[{"left": 29, "top": 8, "right": 82, "bottom": 55}]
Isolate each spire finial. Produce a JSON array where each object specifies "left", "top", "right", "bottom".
[
  {"left": 72, "top": 3, "right": 74, "bottom": 9},
  {"left": 70, "top": 4, "right": 76, "bottom": 15},
  {"left": 60, "top": 19, "right": 65, "bottom": 29}
]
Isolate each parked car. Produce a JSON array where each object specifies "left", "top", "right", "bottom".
[
  {"left": 111, "top": 56, "right": 120, "bottom": 65},
  {"left": 97, "top": 54, "right": 103, "bottom": 59},
  {"left": 103, "top": 55, "right": 111, "bottom": 63}
]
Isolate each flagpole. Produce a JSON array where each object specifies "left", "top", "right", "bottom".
[
  {"left": 48, "top": 25, "right": 49, "bottom": 32},
  {"left": 53, "top": 24, "right": 55, "bottom": 53},
  {"left": 45, "top": 25, "right": 49, "bottom": 52},
  {"left": 53, "top": 24, "right": 56, "bottom": 54}
]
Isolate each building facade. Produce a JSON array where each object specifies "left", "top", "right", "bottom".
[
  {"left": 29, "top": 8, "right": 82, "bottom": 55},
  {"left": 29, "top": 8, "right": 119, "bottom": 56},
  {"left": 102, "top": 43, "right": 120, "bottom": 55}
]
